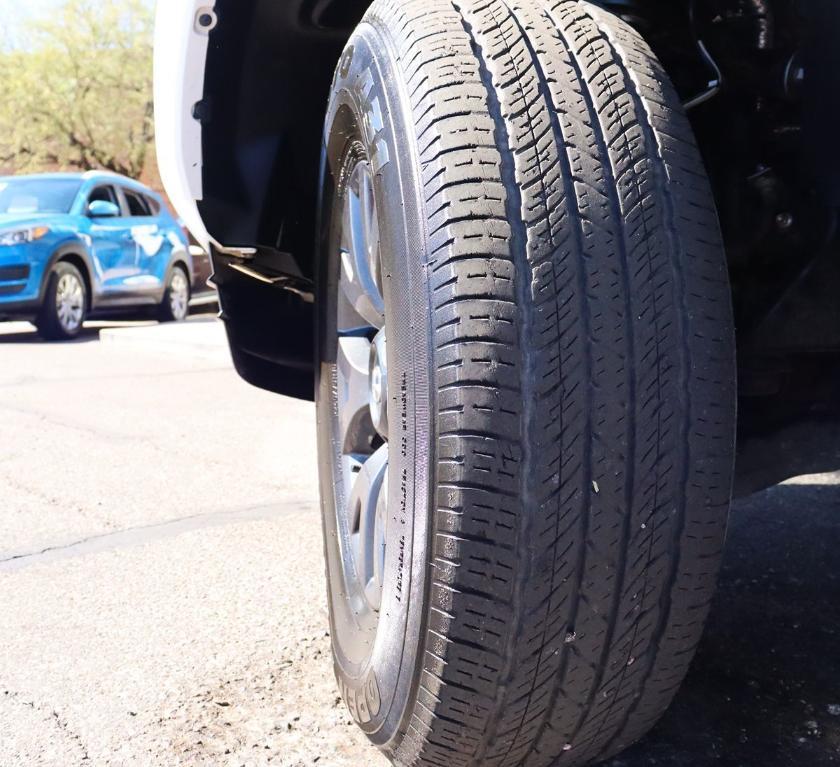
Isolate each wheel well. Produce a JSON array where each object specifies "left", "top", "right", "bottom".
[
  {"left": 197, "top": 1, "right": 641, "bottom": 277},
  {"left": 200, "top": 0, "right": 372, "bottom": 275},
  {"left": 200, "top": 0, "right": 840, "bottom": 437},
  {"left": 171, "top": 259, "right": 190, "bottom": 284},
  {"left": 56, "top": 253, "right": 92, "bottom": 310},
  {"left": 197, "top": 0, "right": 666, "bottom": 403}
]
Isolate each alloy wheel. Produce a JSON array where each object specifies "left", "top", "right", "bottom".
[
  {"left": 331, "top": 158, "right": 389, "bottom": 654},
  {"left": 55, "top": 272, "right": 84, "bottom": 333},
  {"left": 169, "top": 269, "right": 189, "bottom": 320}
]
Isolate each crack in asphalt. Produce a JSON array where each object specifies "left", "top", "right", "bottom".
[
  {"left": 2, "top": 690, "right": 91, "bottom": 761},
  {"left": 0, "top": 401, "right": 145, "bottom": 443},
  {"left": 0, "top": 501, "right": 314, "bottom": 572}
]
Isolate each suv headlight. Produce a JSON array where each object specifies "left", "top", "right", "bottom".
[{"left": 0, "top": 226, "right": 50, "bottom": 246}]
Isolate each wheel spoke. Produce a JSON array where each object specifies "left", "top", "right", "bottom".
[
  {"left": 359, "top": 167, "right": 382, "bottom": 294},
  {"left": 336, "top": 336, "right": 374, "bottom": 455},
  {"left": 369, "top": 464, "right": 388, "bottom": 604},
  {"left": 368, "top": 330, "right": 388, "bottom": 439},
  {"left": 338, "top": 162, "right": 384, "bottom": 332},
  {"left": 347, "top": 443, "right": 388, "bottom": 612}
]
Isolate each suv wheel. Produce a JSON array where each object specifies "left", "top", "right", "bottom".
[
  {"left": 159, "top": 265, "right": 190, "bottom": 322},
  {"left": 316, "top": 2, "right": 737, "bottom": 765},
  {"left": 37, "top": 261, "right": 87, "bottom": 341}
]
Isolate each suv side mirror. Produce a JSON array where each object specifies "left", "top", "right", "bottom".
[{"left": 88, "top": 200, "right": 120, "bottom": 218}]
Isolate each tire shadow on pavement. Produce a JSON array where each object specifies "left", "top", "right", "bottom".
[
  {"left": 608, "top": 481, "right": 840, "bottom": 766},
  {"left": 0, "top": 324, "right": 103, "bottom": 345}
]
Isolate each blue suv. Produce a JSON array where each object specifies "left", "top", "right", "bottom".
[{"left": 0, "top": 171, "right": 193, "bottom": 339}]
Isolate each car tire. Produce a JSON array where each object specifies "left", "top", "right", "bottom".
[
  {"left": 317, "top": 2, "right": 736, "bottom": 766},
  {"left": 37, "top": 261, "right": 87, "bottom": 341},
  {"left": 158, "top": 264, "right": 190, "bottom": 322}
]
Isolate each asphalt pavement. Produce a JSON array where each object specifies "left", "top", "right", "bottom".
[{"left": 1, "top": 317, "right": 839, "bottom": 766}]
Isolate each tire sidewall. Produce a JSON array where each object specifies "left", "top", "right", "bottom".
[{"left": 316, "top": 21, "right": 433, "bottom": 747}]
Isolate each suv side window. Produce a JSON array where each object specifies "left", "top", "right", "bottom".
[
  {"left": 143, "top": 194, "right": 161, "bottom": 216},
  {"left": 123, "top": 189, "right": 151, "bottom": 217}
]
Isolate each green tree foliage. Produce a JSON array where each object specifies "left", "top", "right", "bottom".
[{"left": 0, "top": 0, "right": 154, "bottom": 179}]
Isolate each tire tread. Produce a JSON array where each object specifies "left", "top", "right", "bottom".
[{"left": 362, "top": 2, "right": 736, "bottom": 765}]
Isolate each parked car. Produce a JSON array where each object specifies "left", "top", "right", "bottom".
[
  {"left": 0, "top": 171, "right": 194, "bottom": 339},
  {"left": 156, "top": 1, "right": 839, "bottom": 765}
]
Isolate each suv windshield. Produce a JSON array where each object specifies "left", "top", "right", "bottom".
[{"left": 0, "top": 178, "right": 81, "bottom": 215}]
